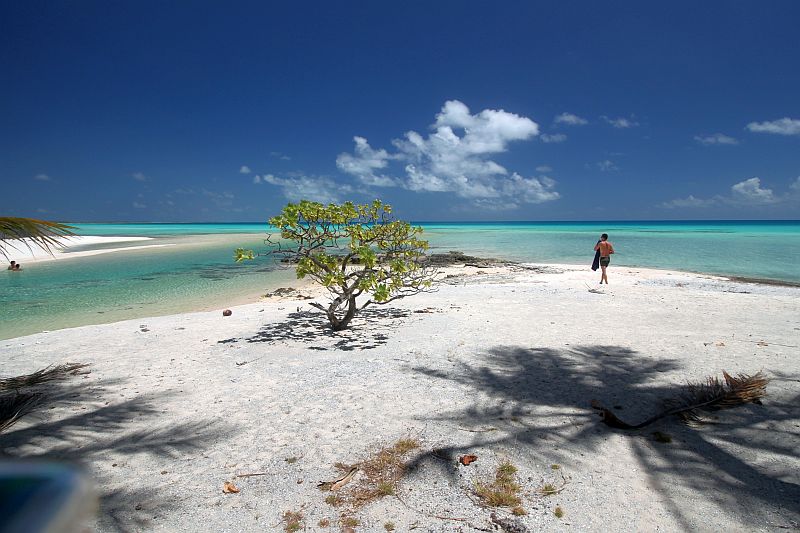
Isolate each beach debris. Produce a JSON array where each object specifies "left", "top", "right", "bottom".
[
  {"left": 591, "top": 370, "right": 768, "bottom": 430},
  {"left": 0, "top": 363, "right": 89, "bottom": 391},
  {"left": 537, "top": 471, "right": 570, "bottom": 496},
  {"left": 0, "top": 393, "right": 42, "bottom": 433},
  {"left": 584, "top": 282, "right": 605, "bottom": 294},
  {"left": 318, "top": 467, "right": 358, "bottom": 491},
  {"left": 715, "top": 341, "right": 725, "bottom": 347},
  {"left": 222, "top": 481, "right": 240, "bottom": 494},
  {"left": 236, "top": 472, "right": 270, "bottom": 478},
  {"left": 459, "top": 454, "right": 478, "bottom": 466},
  {"left": 490, "top": 512, "right": 529, "bottom": 532},
  {"left": 222, "top": 309, "right": 232, "bottom": 316},
  {"left": 1, "top": 363, "right": 90, "bottom": 434},
  {"left": 321, "top": 437, "right": 420, "bottom": 517},
  {"left": 281, "top": 510, "right": 304, "bottom": 532}
]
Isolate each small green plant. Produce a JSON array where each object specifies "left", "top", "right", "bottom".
[
  {"left": 325, "top": 494, "right": 340, "bottom": 506},
  {"left": 342, "top": 516, "right": 359, "bottom": 527},
  {"left": 393, "top": 438, "right": 420, "bottom": 454},
  {"left": 340, "top": 437, "right": 420, "bottom": 509},
  {"left": 541, "top": 483, "right": 557, "bottom": 495},
  {"left": 282, "top": 510, "right": 303, "bottom": 532},
  {"left": 377, "top": 481, "right": 394, "bottom": 496},
  {"left": 554, "top": 506, "right": 564, "bottom": 518},
  {"left": 318, "top": 518, "right": 330, "bottom": 527},
  {"left": 384, "top": 521, "right": 396, "bottom": 531},
  {"left": 551, "top": 464, "right": 560, "bottom": 470},
  {"left": 285, "top": 456, "right": 298, "bottom": 464},
  {"left": 475, "top": 460, "right": 522, "bottom": 508}
]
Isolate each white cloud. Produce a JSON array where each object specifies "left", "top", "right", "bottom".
[
  {"left": 661, "top": 176, "right": 791, "bottom": 209},
  {"left": 132, "top": 172, "right": 148, "bottom": 181},
  {"left": 270, "top": 152, "right": 291, "bottom": 161},
  {"left": 540, "top": 133, "right": 567, "bottom": 143},
  {"left": 602, "top": 116, "right": 639, "bottom": 128},
  {"left": 262, "top": 174, "right": 352, "bottom": 204},
  {"left": 554, "top": 112, "right": 587, "bottom": 126},
  {"left": 133, "top": 202, "right": 147, "bottom": 209},
  {"left": 746, "top": 118, "right": 800, "bottom": 136},
  {"left": 536, "top": 165, "right": 553, "bottom": 172},
  {"left": 470, "top": 198, "right": 521, "bottom": 211},
  {"left": 501, "top": 173, "right": 560, "bottom": 204},
  {"left": 694, "top": 133, "right": 739, "bottom": 146},
  {"left": 336, "top": 100, "right": 555, "bottom": 208},
  {"left": 201, "top": 189, "right": 235, "bottom": 207},
  {"left": 33, "top": 173, "right": 50, "bottom": 181},
  {"left": 336, "top": 136, "right": 398, "bottom": 187},
  {"left": 597, "top": 160, "right": 618, "bottom": 172},
  {"left": 239, "top": 165, "right": 252, "bottom": 174},
  {"left": 730, "top": 177, "right": 775, "bottom": 203},
  {"left": 252, "top": 175, "right": 262, "bottom": 184},
  {"left": 660, "top": 195, "right": 717, "bottom": 209}
]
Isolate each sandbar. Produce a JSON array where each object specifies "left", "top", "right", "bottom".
[{"left": 1, "top": 264, "right": 798, "bottom": 531}]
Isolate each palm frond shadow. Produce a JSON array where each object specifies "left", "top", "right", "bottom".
[
  {"left": 0, "top": 379, "right": 233, "bottom": 532},
  {"left": 410, "top": 344, "right": 800, "bottom": 528}
]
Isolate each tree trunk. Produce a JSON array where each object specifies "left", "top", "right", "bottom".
[{"left": 327, "top": 295, "right": 358, "bottom": 331}]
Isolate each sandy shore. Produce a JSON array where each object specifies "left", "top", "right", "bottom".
[
  {"left": 1, "top": 264, "right": 798, "bottom": 532},
  {"left": 0, "top": 236, "right": 173, "bottom": 264}
]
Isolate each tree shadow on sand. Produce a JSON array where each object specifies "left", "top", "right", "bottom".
[
  {"left": 410, "top": 345, "right": 800, "bottom": 529},
  {"left": 218, "top": 307, "right": 417, "bottom": 351},
  {"left": 0, "top": 378, "right": 233, "bottom": 532}
]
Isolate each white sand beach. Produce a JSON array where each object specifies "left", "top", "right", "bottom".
[
  {"left": 1, "top": 264, "right": 798, "bottom": 532},
  {"left": 0, "top": 236, "right": 172, "bottom": 264}
]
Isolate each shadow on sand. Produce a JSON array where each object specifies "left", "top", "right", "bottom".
[
  {"left": 410, "top": 344, "right": 800, "bottom": 529},
  {"left": 219, "top": 307, "right": 417, "bottom": 351},
  {"left": 0, "top": 377, "right": 232, "bottom": 532}
]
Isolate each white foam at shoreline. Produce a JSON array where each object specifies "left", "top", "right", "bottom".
[{"left": 1, "top": 235, "right": 161, "bottom": 263}]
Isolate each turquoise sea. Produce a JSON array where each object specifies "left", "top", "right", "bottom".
[{"left": 1, "top": 221, "right": 798, "bottom": 340}]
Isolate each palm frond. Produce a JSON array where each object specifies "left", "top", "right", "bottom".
[
  {"left": 669, "top": 371, "right": 768, "bottom": 424},
  {"left": 0, "top": 392, "right": 43, "bottom": 433},
  {"left": 0, "top": 363, "right": 89, "bottom": 392},
  {"left": 592, "top": 370, "right": 768, "bottom": 430},
  {"left": 0, "top": 217, "right": 76, "bottom": 260}
]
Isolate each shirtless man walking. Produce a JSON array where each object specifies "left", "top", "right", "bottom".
[{"left": 594, "top": 233, "right": 614, "bottom": 284}]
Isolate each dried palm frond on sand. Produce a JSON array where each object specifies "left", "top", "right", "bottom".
[
  {"left": 592, "top": 371, "right": 768, "bottom": 430},
  {"left": 0, "top": 363, "right": 89, "bottom": 392},
  {"left": 0, "top": 363, "right": 89, "bottom": 434},
  {"left": 0, "top": 392, "right": 43, "bottom": 433}
]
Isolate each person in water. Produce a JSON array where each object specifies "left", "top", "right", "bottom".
[
  {"left": 7, "top": 261, "right": 21, "bottom": 271},
  {"left": 594, "top": 233, "right": 614, "bottom": 284}
]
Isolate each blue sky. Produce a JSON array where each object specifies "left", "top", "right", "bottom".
[{"left": 2, "top": 1, "right": 799, "bottom": 222}]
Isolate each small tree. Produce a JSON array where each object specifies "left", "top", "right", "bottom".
[{"left": 236, "top": 200, "right": 437, "bottom": 331}]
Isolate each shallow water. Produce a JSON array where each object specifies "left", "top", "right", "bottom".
[{"left": 1, "top": 221, "right": 797, "bottom": 339}]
